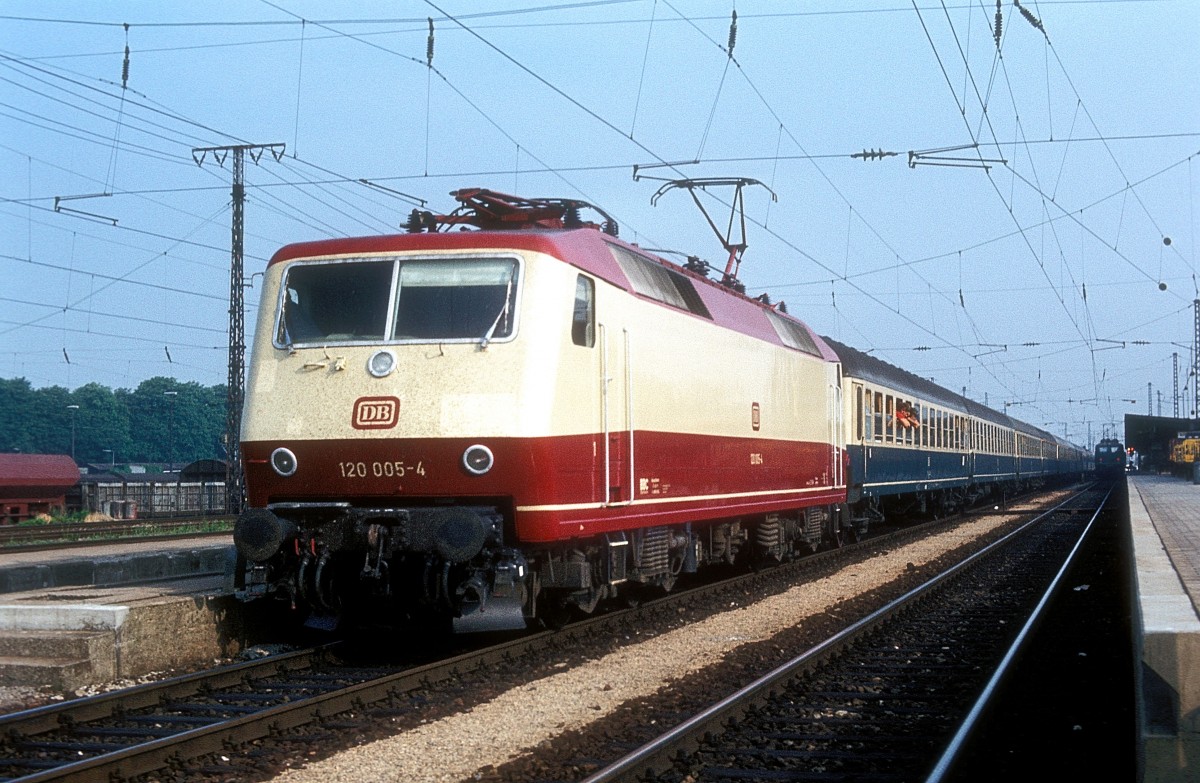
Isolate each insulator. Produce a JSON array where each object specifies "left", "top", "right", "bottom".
[
  {"left": 426, "top": 17, "right": 434, "bottom": 66},
  {"left": 563, "top": 205, "right": 581, "bottom": 227},
  {"left": 1017, "top": 3, "right": 1044, "bottom": 32},
  {"left": 727, "top": 10, "right": 737, "bottom": 57},
  {"left": 778, "top": 301, "right": 788, "bottom": 314},
  {"left": 122, "top": 45, "right": 130, "bottom": 88},
  {"left": 994, "top": 0, "right": 1003, "bottom": 47},
  {"left": 405, "top": 209, "right": 427, "bottom": 233},
  {"left": 756, "top": 292, "right": 771, "bottom": 305}
]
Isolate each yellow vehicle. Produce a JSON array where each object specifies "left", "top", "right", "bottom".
[{"left": 1169, "top": 432, "right": 1200, "bottom": 476}]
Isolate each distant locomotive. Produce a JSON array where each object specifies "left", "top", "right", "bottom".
[
  {"left": 1094, "top": 438, "right": 1127, "bottom": 479},
  {"left": 231, "top": 188, "right": 1087, "bottom": 632}
]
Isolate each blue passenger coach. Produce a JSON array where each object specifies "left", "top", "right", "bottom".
[
  {"left": 829, "top": 338, "right": 974, "bottom": 521},
  {"left": 826, "top": 337, "right": 1084, "bottom": 528}
]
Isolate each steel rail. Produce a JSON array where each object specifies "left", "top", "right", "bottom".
[
  {"left": 580, "top": 488, "right": 1097, "bottom": 783},
  {"left": 0, "top": 503, "right": 948, "bottom": 783},
  {"left": 924, "top": 484, "right": 1113, "bottom": 781},
  {"left": 0, "top": 485, "right": 1084, "bottom": 782}
]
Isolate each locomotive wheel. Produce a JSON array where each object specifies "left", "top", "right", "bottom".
[{"left": 539, "top": 595, "right": 572, "bottom": 630}]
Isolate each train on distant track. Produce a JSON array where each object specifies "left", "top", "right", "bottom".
[
  {"left": 1094, "top": 438, "right": 1127, "bottom": 479},
  {"left": 232, "top": 188, "right": 1090, "bottom": 631}
]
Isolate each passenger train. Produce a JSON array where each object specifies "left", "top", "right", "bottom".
[{"left": 232, "top": 188, "right": 1089, "bottom": 631}]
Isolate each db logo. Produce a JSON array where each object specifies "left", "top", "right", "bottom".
[{"left": 352, "top": 396, "right": 400, "bottom": 429}]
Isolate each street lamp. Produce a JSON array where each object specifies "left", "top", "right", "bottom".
[
  {"left": 164, "top": 391, "right": 178, "bottom": 473},
  {"left": 66, "top": 404, "right": 79, "bottom": 462}
]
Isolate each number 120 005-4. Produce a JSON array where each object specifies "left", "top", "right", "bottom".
[{"left": 339, "top": 460, "right": 426, "bottom": 478}]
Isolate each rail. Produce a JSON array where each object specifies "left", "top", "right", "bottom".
[{"left": 581, "top": 486, "right": 1109, "bottom": 783}]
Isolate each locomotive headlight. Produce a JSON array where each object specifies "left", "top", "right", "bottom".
[
  {"left": 270, "top": 447, "right": 298, "bottom": 477},
  {"left": 367, "top": 349, "right": 396, "bottom": 378},
  {"left": 462, "top": 444, "right": 494, "bottom": 475}
]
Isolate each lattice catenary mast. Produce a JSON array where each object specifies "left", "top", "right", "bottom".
[
  {"left": 1195, "top": 300, "right": 1200, "bottom": 423},
  {"left": 192, "top": 143, "right": 285, "bottom": 513}
]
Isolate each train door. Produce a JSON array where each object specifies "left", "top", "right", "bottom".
[
  {"left": 830, "top": 371, "right": 844, "bottom": 489},
  {"left": 850, "top": 381, "right": 868, "bottom": 500},
  {"left": 599, "top": 323, "right": 633, "bottom": 505}
]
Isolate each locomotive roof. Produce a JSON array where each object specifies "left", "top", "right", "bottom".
[{"left": 267, "top": 227, "right": 840, "bottom": 364}]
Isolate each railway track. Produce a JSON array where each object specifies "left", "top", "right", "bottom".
[
  {"left": 0, "top": 517, "right": 232, "bottom": 552},
  {"left": 0, "top": 525, "right": 886, "bottom": 783},
  {"left": 579, "top": 485, "right": 1115, "bottom": 783},
  {"left": 0, "top": 486, "right": 1089, "bottom": 782}
]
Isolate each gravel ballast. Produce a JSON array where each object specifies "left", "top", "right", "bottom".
[{"left": 270, "top": 511, "right": 1024, "bottom": 783}]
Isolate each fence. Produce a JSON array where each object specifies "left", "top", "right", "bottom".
[{"left": 81, "top": 480, "right": 228, "bottom": 518}]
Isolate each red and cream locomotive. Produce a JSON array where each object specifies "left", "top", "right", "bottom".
[{"left": 233, "top": 189, "right": 849, "bottom": 630}]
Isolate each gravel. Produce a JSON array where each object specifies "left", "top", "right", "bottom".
[{"left": 268, "top": 511, "right": 1025, "bottom": 783}]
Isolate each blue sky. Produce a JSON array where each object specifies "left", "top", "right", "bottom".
[{"left": 2, "top": 0, "right": 1197, "bottom": 445}]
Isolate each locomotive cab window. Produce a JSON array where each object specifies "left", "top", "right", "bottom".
[
  {"left": 274, "top": 256, "right": 521, "bottom": 347},
  {"left": 278, "top": 260, "right": 394, "bottom": 345},
  {"left": 393, "top": 259, "right": 519, "bottom": 342}
]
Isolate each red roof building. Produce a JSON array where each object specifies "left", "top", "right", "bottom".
[{"left": 0, "top": 454, "right": 80, "bottom": 523}]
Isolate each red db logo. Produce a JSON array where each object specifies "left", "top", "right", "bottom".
[{"left": 352, "top": 396, "right": 400, "bottom": 429}]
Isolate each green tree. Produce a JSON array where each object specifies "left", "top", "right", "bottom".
[
  {"left": 71, "top": 383, "right": 132, "bottom": 465},
  {"left": 0, "top": 378, "right": 37, "bottom": 453},
  {"left": 0, "top": 376, "right": 227, "bottom": 466}
]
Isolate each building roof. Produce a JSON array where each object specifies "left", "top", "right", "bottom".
[{"left": 0, "top": 454, "right": 81, "bottom": 489}]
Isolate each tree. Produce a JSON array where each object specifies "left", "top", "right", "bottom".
[
  {"left": 0, "top": 376, "right": 227, "bottom": 465},
  {"left": 0, "top": 378, "right": 37, "bottom": 453},
  {"left": 72, "top": 383, "right": 132, "bottom": 465}
]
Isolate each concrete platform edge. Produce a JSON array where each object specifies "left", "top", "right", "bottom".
[
  {"left": 0, "top": 603, "right": 129, "bottom": 631},
  {"left": 1130, "top": 478, "right": 1200, "bottom": 781}
]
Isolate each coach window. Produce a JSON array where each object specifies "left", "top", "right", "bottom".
[
  {"left": 873, "top": 392, "right": 884, "bottom": 441},
  {"left": 884, "top": 396, "right": 895, "bottom": 443},
  {"left": 856, "top": 385, "right": 866, "bottom": 442},
  {"left": 572, "top": 275, "right": 595, "bottom": 347}
]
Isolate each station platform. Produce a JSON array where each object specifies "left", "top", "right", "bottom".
[
  {"left": 0, "top": 536, "right": 246, "bottom": 694},
  {"left": 1128, "top": 474, "right": 1200, "bottom": 781},
  {"left": 0, "top": 534, "right": 232, "bottom": 594}
]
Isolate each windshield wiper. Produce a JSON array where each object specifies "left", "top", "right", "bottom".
[{"left": 479, "top": 275, "right": 514, "bottom": 349}]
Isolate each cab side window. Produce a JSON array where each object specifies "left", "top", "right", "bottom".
[{"left": 572, "top": 275, "right": 595, "bottom": 347}]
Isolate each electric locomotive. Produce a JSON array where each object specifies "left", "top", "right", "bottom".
[
  {"left": 1094, "top": 438, "right": 1127, "bottom": 479},
  {"left": 232, "top": 189, "right": 849, "bottom": 631}
]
